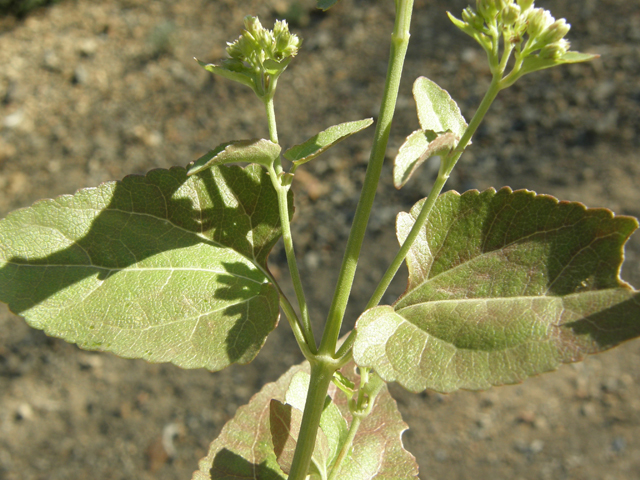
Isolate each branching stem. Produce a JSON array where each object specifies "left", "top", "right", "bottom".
[
  {"left": 287, "top": 2, "right": 415, "bottom": 478},
  {"left": 365, "top": 73, "right": 503, "bottom": 310}
]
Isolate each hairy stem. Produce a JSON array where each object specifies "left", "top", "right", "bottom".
[{"left": 319, "top": 0, "right": 415, "bottom": 356}]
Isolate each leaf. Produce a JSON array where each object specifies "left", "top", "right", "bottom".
[
  {"left": 412, "top": 76, "right": 467, "bottom": 137},
  {"left": 353, "top": 188, "right": 640, "bottom": 393},
  {"left": 187, "top": 138, "right": 281, "bottom": 176},
  {"left": 0, "top": 165, "right": 291, "bottom": 371},
  {"left": 518, "top": 51, "right": 600, "bottom": 78},
  {"left": 316, "top": 0, "right": 341, "bottom": 11},
  {"left": 284, "top": 118, "right": 373, "bottom": 166},
  {"left": 328, "top": 363, "right": 419, "bottom": 480},
  {"left": 193, "top": 360, "right": 418, "bottom": 480},
  {"left": 196, "top": 59, "right": 257, "bottom": 92},
  {"left": 332, "top": 371, "right": 356, "bottom": 399},
  {"left": 393, "top": 129, "right": 459, "bottom": 189}
]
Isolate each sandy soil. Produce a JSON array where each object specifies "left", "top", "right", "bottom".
[{"left": 1, "top": 0, "right": 639, "bottom": 479}]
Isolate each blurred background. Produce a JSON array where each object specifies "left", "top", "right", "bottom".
[{"left": 1, "top": 0, "right": 639, "bottom": 478}]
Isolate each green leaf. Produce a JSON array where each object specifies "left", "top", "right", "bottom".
[
  {"left": 193, "top": 361, "right": 418, "bottom": 480},
  {"left": 284, "top": 118, "right": 373, "bottom": 166},
  {"left": 412, "top": 76, "right": 467, "bottom": 137},
  {"left": 353, "top": 188, "right": 640, "bottom": 393},
  {"left": 518, "top": 51, "right": 600, "bottom": 77},
  {"left": 332, "top": 371, "right": 355, "bottom": 399},
  {"left": 393, "top": 129, "right": 459, "bottom": 189},
  {"left": 0, "top": 165, "right": 290, "bottom": 371},
  {"left": 196, "top": 59, "right": 257, "bottom": 93},
  {"left": 187, "top": 138, "right": 281, "bottom": 176},
  {"left": 316, "top": 0, "right": 341, "bottom": 11},
  {"left": 328, "top": 362, "right": 418, "bottom": 480},
  {"left": 269, "top": 399, "right": 332, "bottom": 478}
]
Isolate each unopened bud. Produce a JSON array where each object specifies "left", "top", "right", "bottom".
[
  {"left": 273, "top": 20, "right": 302, "bottom": 58},
  {"left": 462, "top": 7, "right": 485, "bottom": 30},
  {"left": 540, "top": 38, "right": 570, "bottom": 59},
  {"left": 526, "top": 8, "right": 555, "bottom": 39},
  {"left": 501, "top": 4, "right": 521, "bottom": 25},
  {"left": 476, "top": 0, "right": 498, "bottom": 20},
  {"left": 539, "top": 18, "right": 571, "bottom": 45}
]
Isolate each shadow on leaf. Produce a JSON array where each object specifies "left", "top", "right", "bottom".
[
  {"left": 0, "top": 165, "right": 285, "bottom": 366},
  {"left": 210, "top": 448, "right": 284, "bottom": 480}
]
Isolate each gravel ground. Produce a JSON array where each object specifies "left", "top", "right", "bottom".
[{"left": 1, "top": 0, "right": 639, "bottom": 479}]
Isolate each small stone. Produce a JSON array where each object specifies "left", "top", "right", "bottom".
[
  {"left": 580, "top": 402, "right": 597, "bottom": 418},
  {"left": 15, "top": 403, "right": 34, "bottom": 421},
  {"left": 305, "top": 251, "right": 320, "bottom": 271},
  {"left": 43, "top": 50, "right": 61, "bottom": 71},
  {"left": 3, "top": 109, "right": 24, "bottom": 129},
  {"left": 78, "top": 38, "right": 98, "bottom": 57},
  {"left": 73, "top": 65, "right": 89, "bottom": 85}
]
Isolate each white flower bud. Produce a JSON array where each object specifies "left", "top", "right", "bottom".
[
  {"left": 526, "top": 8, "right": 555, "bottom": 39},
  {"left": 540, "top": 38, "right": 570, "bottom": 59},
  {"left": 539, "top": 18, "right": 571, "bottom": 45}
]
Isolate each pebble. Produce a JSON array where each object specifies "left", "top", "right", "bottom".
[
  {"left": 73, "top": 65, "right": 89, "bottom": 85},
  {"left": 2, "top": 109, "right": 24, "bottom": 129}
]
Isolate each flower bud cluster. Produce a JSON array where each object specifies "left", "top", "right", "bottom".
[
  {"left": 211, "top": 15, "right": 302, "bottom": 98},
  {"left": 450, "top": 0, "right": 572, "bottom": 60},
  {"left": 226, "top": 16, "right": 302, "bottom": 71},
  {"left": 223, "top": 16, "right": 302, "bottom": 77}
]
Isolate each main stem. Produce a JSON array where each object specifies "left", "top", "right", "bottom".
[
  {"left": 287, "top": 2, "right": 415, "bottom": 478},
  {"left": 318, "top": 0, "right": 415, "bottom": 356},
  {"left": 287, "top": 360, "right": 336, "bottom": 480}
]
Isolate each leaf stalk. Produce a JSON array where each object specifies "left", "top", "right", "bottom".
[{"left": 268, "top": 162, "right": 317, "bottom": 353}]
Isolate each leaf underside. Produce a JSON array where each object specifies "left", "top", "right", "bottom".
[
  {"left": 412, "top": 76, "right": 467, "bottom": 137},
  {"left": 354, "top": 188, "right": 640, "bottom": 393},
  {"left": 193, "top": 360, "right": 418, "bottom": 480},
  {"left": 0, "top": 165, "right": 290, "bottom": 371},
  {"left": 187, "top": 138, "right": 281, "bottom": 176},
  {"left": 393, "top": 130, "right": 459, "bottom": 189},
  {"left": 394, "top": 76, "right": 468, "bottom": 188},
  {"left": 284, "top": 118, "right": 373, "bottom": 166}
]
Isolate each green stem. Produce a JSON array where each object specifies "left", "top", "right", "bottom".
[
  {"left": 365, "top": 74, "right": 503, "bottom": 309},
  {"left": 287, "top": 360, "right": 337, "bottom": 480},
  {"left": 268, "top": 163, "right": 317, "bottom": 353},
  {"left": 279, "top": 293, "right": 315, "bottom": 361},
  {"left": 264, "top": 96, "right": 279, "bottom": 144},
  {"left": 327, "top": 416, "right": 362, "bottom": 480},
  {"left": 365, "top": 170, "right": 448, "bottom": 309},
  {"left": 319, "top": 0, "right": 415, "bottom": 356},
  {"left": 335, "top": 330, "right": 356, "bottom": 364}
]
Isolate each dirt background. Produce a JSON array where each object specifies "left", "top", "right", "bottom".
[{"left": 1, "top": 0, "right": 639, "bottom": 479}]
